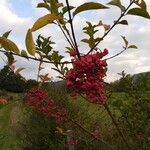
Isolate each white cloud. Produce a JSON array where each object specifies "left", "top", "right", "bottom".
[
  {"left": 0, "top": 1, "right": 31, "bottom": 27},
  {"left": 0, "top": 0, "right": 33, "bottom": 49},
  {"left": 0, "top": 3, "right": 22, "bottom": 24}
]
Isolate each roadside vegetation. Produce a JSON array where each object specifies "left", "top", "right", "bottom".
[{"left": 0, "top": 69, "right": 149, "bottom": 149}]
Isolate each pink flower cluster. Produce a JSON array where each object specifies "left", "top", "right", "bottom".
[
  {"left": 91, "top": 128, "right": 101, "bottom": 139},
  {"left": 68, "top": 138, "right": 78, "bottom": 145},
  {"left": 65, "top": 49, "right": 108, "bottom": 104},
  {"left": 25, "top": 88, "right": 68, "bottom": 123},
  {"left": 0, "top": 98, "right": 8, "bottom": 105}
]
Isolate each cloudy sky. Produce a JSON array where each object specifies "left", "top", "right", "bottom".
[{"left": 0, "top": 0, "right": 150, "bottom": 82}]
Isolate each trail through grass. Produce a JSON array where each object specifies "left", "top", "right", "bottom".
[{"left": 0, "top": 93, "right": 23, "bottom": 150}]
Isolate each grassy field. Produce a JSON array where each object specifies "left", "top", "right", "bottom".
[
  {"left": 0, "top": 102, "right": 14, "bottom": 150},
  {"left": 0, "top": 92, "right": 24, "bottom": 150},
  {"left": 0, "top": 89, "right": 149, "bottom": 150}
]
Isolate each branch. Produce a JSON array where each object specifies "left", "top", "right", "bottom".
[
  {"left": 37, "top": 60, "right": 42, "bottom": 82},
  {"left": 0, "top": 49, "right": 72, "bottom": 65},
  {"left": 87, "top": 0, "right": 135, "bottom": 55},
  {"left": 72, "top": 88, "right": 130, "bottom": 148},
  {"left": 105, "top": 48, "right": 127, "bottom": 60},
  {"left": 70, "top": 119, "right": 113, "bottom": 150},
  {"left": 57, "top": 22, "right": 75, "bottom": 48},
  {"left": 64, "top": 25, "right": 76, "bottom": 48},
  {"left": 65, "top": 0, "right": 80, "bottom": 58},
  {"left": 104, "top": 103, "right": 131, "bottom": 149}
]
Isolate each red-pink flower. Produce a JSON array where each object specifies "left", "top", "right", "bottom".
[
  {"left": 0, "top": 99, "right": 8, "bottom": 105},
  {"left": 65, "top": 49, "right": 108, "bottom": 105},
  {"left": 68, "top": 138, "right": 78, "bottom": 145},
  {"left": 25, "top": 87, "right": 68, "bottom": 123},
  {"left": 69, "top": 49, "right": 77, "bottom": 57},
  {"left": 91, "top": 128, "right": 101, "bottom": 139}
]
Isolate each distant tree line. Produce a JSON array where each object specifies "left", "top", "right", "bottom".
[
  {"left": 110, "top": 71, "right": 150, "bottom": 92},
  {"left": 0, "top": 65, "right": 149, "bottom": 93},
  {"left": 0, "top": 65, "right": 38, "bottom": 92}
]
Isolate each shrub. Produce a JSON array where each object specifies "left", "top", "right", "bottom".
[
  {"left": 25, "top": 79, "right": 39, "bottom": 90},
  {"left": 0, "top": 65, "right": 26, "bottom": 92}
]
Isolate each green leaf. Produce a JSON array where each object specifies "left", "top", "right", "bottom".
[
  {"left": 37, "top": 3, "right": 50, "bottom": 10},
  {"left": 15, "top": 68, "right": 25, "bottom": 74},
  {"left": 25, "top": 29, "right": 36, "bottom": 56},
  {"left": 127, "top": 8, "right": 150, "bottom": 19},
  {"left": 81, "top": 21, "right": 103, "bottom": 48},
  {"left": 5, "top": 52, "right": 14, "bottom": 66},
  {"left": 39, "top": 74, "right": 50, "bottom": 82},
  {"left": 21, "top": 50, "right": 28, "bottom": 59},
  {"left": 134, "top": 0, "right": 147, "bottom": 11},
  {"left": 36, "top": 35, "right": 54, "bottom": 56},
  {"left": 81, "top": 38, "right": 89, "bottom": 43},
  {"left": 31, "top": 14, "right": 60, "bottom": 32},
  {"left": 0, "top": 37, "right": 20, "bottom": 54},
  {"left": 117, "top": 20, "right": 128, "bottom": 25},
  {"left": 2, "top": 30, "right": 12, "bottom": 38},
  {"left": 50, "top": 0, "right": 63, "bottom": 14},
  {"left": 62, "top": 6, "right": 75, "bottom": 14},
  {"left": 107, "top": 0, "right": 125, "bottom": 12},
  {"left": 128, "top": 45, "right": 138, "bottom": 49},
  {"left": 73, "top": 2, "right": 108, "bottom": 17},
  {"left": 121, "top": 36, "right": 128, "bottom": 48},
  {"left": 51, "top": 51, "right": 64, "bottom": 62}
]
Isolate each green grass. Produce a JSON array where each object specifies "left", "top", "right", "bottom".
[
  {"left": 0, "top": 89, "right": 149, "bottom": 149},
  {"left": 0, "top": 103, "right": 15, "bottom": 150},
  {"left": 0, "top": 91, "right": 23, "bottom": 150}
]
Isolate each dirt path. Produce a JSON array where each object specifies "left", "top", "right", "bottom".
[
  {"left": 9, "top": 101, "right": 22, "bottom": 126},
  {"left": 8, "top": 101, "right": 23, "bottom": 150},
  {"left": 0, "top": 100, "right": 23, "bottom": 150}
]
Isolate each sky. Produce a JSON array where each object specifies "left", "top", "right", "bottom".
[{"left": 0, "top": 0, "right": 150, "bottom": 82}]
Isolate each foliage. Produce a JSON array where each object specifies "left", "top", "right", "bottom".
[
  {"left": 0, "top": 65, "right": 26, "bottom": 93},
  {"left": 0, "top": 86, "right": 150, "bottom": 149},
  {"left": 109, "top": 92, "right": 150, "bottom": 149},
  {"left": 25, "top": 79, "right": 39, "bottom": 90},
  {"left": 0, "top": 0, "right": 150, "bottom": 149},
  {"left": 111, "top": 71, "right": 134, "bottom": 92},
  {"left": 134, "top": 72, "right": 150, "bottom": 91},
  {"left": 108, "top": 72, "right": 150, "bottom": 149},
  {"left": 20, "top": 108, "right": 67, "bottom": 150},
  {"left": 111, "top": 71, "right": 150, "bottom": 92}
]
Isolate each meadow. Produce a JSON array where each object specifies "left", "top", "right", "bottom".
[{"left": 0, "top": 81, "right": 149, "bottom": 150}]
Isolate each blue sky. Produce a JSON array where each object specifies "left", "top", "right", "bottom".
[
  {"left": 0, "top": 0, "right": 150, "bottom": 82},
  {"left": 10, "top": 0, "right": 34, "bottom": 18}
]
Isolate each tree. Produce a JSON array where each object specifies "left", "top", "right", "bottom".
[
  {"left": 0, "top": 0, "right": 150, "bottom": 149},
  {"left": 0, "top": 65, "right": 26, "bottom": 92},
  {"left": 134, "top": 72, "right": 150, "bottom": 91}
]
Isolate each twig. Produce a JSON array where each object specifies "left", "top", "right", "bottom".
[
  {"left": 0, "top": 49, "right": 72, "bottom": 64},
  {"left": 105, "top": 48, "right": 127, "bottom": 60},
  {"left": 87, "top": 0, "right": 135, "bottom": 54},
  {"left": 104, "top": 103, "right": 131, "bottom": 150},
  {"left": 0, "top": 56, "right": 8, "bottom": 65},
  {"left": 37, "top": 60, "right": 42, "bottom": 82},
  {"left": 70, "top": 119, "right": 113, "bottom": 150},
  {"left": 57, "top": 22, "right": 75, "bottom": 48},
  {"left": 65, "top": 0, "right": 80, "bottom": 58},
  {"left": 73, "top": 89, "right": 130, "bottom": 149},
  {"left": 64, "top": 24, "right": 76, "bottom": 49}
]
